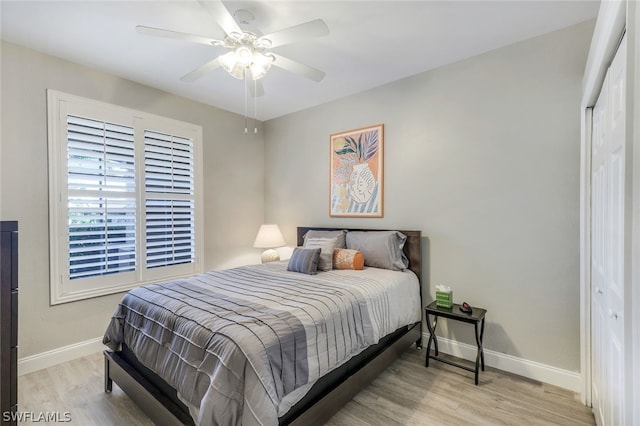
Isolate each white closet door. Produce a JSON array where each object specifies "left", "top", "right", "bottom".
[
  {"left": 590, "top": 34, "right": 626, "bottom": 426},
  {"left": 605, "top": 34, "right": 626, "bottom": 426},
  {"left": 591, "top": 68, "right": 608, "bottom": 426}
]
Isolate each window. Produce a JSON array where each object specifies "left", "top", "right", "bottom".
[{"left": 48, "top": 90, "right": 203, "bottom": 304}]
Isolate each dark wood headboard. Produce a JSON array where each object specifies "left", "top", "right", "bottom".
[{"left": 296, "top": 227, "right": 422, "bottom": 284}]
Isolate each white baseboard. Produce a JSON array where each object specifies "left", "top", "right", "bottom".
[
  {"left": 18, "top": 337, "right": 104, "bottom": 376},
  {"left": 423, "top": 332, "right": 581, "bottom": 392}
]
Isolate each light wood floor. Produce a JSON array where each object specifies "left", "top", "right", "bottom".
[{"left": 18, "top": 348, "right": 594, "bottom": 425}]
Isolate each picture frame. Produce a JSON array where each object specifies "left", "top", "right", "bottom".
[{"left": 329, "top": 124, "right": 384, "bottom": 217}]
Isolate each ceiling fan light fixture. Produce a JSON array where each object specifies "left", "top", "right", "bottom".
[
  {"left": 219, "top": 51, "right": 245, "bottom": 79},
  {"left": 229, "top": 64, "right": 245, "bottom": 80},
  {"left": 250, "top": 53, "right": 274, "bottom": 80},
  {"left": 219, "top": 51, "right": 236, "bottom": 71},
  {"left": 236, "top": 46, "right": 253, "bottom": 66},
  {"left": 219, "top": 46, "right": 274, "bottom": 81}
]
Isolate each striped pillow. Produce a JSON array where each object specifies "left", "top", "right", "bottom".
[
  {"left": 303, "top": 230, "right": 347, "bottom": 249},
  {"left": 303, "top": 237, "right": 338, "bottom": 271},
  {"left": 287, "top": 248, "right": 321, "bottom": 275}
]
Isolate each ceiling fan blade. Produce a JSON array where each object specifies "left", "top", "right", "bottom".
[
  {"left": 197, "top": 0, "right": 242, "bottom": 36},
  {"left": 180, "top": 58, "right": 222, "bottom": 82},
  {"left": 247, "top": 76, "right": 265, "bottom": 98},
  {"left": 271, "top": 53, "right": 325, "bottom": 82},
  {"left": 261, "top": 19, "right": 329, "bottom": 48},
  {"left": 136, "top": 25, "right": 222, "bottom": 46}
]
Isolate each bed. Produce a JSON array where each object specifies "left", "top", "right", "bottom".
[{"left": 103, "top": 227, "right": 423, "bottom": 426}]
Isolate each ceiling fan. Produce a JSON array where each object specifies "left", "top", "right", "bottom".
[{"left": 136, "top": 0, "right": 329, "bottom": 97}]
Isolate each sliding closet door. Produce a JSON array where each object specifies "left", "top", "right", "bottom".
[{"left": 590, "top": 34, "right": 626, "bottom": 426}]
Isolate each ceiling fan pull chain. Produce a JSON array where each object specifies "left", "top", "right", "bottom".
[
  {"left": 254, "top": 79, "right": 258, "bottom": 134},
  {"left": 244, "top": 73, "right": 249, "bottom": 134}
]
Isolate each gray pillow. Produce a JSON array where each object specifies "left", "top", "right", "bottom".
[
  {"left": 346, "top": 231, "right": 409, "bottom": 271},
  {"left": 304, "top": 229, "right": 347, "bottom": 249},
  {"left": 303, "top": 237, "right": 338, "bottom": 271},
  {"left": 287, "top": 247, "right": 321, "bottom": 275}
]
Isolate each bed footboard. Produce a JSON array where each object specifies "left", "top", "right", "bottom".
[{"left": 103, "top": 350, "right": 194, "bottom": 426}]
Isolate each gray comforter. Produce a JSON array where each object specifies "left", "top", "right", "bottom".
[{"left": 103, "top": 261, "right": 420, "bottom": 426}]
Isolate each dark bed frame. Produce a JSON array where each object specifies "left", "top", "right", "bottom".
[{"left": 104, "top": 227, "right": 423, "bottom": 426}]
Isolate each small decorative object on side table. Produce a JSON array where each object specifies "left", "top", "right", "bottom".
[{"left": 424, "top": 300, "right": 487, "bottom": 385}]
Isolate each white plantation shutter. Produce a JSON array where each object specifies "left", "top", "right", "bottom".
[
  {"left": 144, "top": 131, "right": 194, "bottom": 194},
  {"left": 144, "top": 130, "right": 196, "bottom": 269},
  {"left": 68, "top": 197, "right": 136, "bottom": 279},
  {"left": 67, "top": 116, "right": 137, "bottom": 279},
  {"left": 145, "top": 199, "right": 195, "bottom": 268},
  {"left": 48, "top": 91, "right": 202, "bottom": 304}
]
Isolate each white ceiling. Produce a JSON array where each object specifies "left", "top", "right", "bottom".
[{"left": 1, "top": 0, "right": 599, "bottom": 121}]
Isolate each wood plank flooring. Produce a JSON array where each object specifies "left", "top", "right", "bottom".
[{"left": 18, "top": 348, "right": 594, "bottom": 425}]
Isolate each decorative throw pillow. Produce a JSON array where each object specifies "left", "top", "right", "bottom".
[
  {"left": 303, "top": 229, "right": 347, "bottom": 249},
  {"left": 333, "top": 249, "right": 364, "bottom": 270},
  {"left": 303, "top": 237, "right": 338, "bottom": 271},
  {"left": 346, "top": 231, "right": 409, "bottom": 271},
  {"left": 287, "top": 248, "right": 321, "bottom": 275}
]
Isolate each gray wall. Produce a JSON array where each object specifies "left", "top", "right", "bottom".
[
  {"left": 264, "top": 21, "right": 594, "bottom": 371},
  {"left": 0, "top": 41, "right": 265, "bottom": 357}
]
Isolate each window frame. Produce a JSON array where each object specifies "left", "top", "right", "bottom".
[{"left": 47, "top": 90, "right": 204, "bottom": 305}]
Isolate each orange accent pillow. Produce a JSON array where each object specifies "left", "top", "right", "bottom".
[{"left": 332, "top": 249, "right": 364, "bottom": 270}]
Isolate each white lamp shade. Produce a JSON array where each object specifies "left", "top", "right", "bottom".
[{"left": 253, "top": 224, "right": 286, "bottom": 248}]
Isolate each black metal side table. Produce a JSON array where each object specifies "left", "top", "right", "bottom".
[{"left": 424, "top": 301, "right": 487, "bottom": 385}]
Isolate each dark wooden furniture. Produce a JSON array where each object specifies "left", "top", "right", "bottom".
[
  {"left": 104, "top": 227, "right": 423, "bottom": 426},
  {"left": 1, "top": 221, "right": 18, "bottom": 425},
  {"left": 424, "top": 300, "right": 486, "bottom": 385}
]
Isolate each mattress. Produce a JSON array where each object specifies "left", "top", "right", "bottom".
[{"left": 103, "top": 261, "right": 420, "bottom": 426}]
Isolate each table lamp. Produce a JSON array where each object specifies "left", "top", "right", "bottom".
[{"left": 253, "top": 224, "right": 286, "bottom": 263}]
